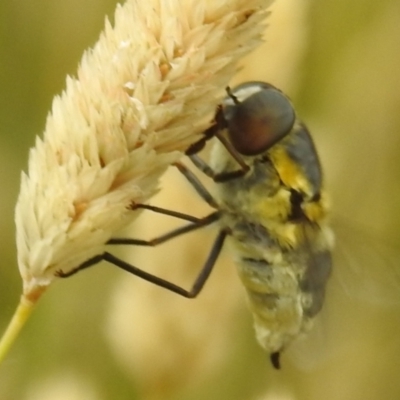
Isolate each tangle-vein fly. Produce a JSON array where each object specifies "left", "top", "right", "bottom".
[{"left": 58, "top": 81, "right": 334, "bottom": 369}]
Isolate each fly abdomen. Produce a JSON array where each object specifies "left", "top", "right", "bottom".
[
  {"left": 234, "top": 246, "right": 312, "bottom": 354},
  {"left": 226, "top": 216, "right": 333, "bottom": 365}
]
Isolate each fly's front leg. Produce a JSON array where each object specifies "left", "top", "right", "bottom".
[
  {"left": 174, "top": 158, "right": 248, "bottom": 208},
  {"left": 184, "top": 97, "right": 249, "bottom": 182},
  {"left": 105, "top": 228, "right": 229, "bottom": 298},
  {"left": 188, "top": 154, "right": 249, "bottom": 183}
]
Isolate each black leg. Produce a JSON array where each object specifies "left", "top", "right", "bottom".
[
  {"left": 185, "top": 115, "right": 222, "bottom": 155},
  {"left": 174, "top": 162, "right": 219, "bottom": 208},
  {"left": 57, "top": 229, "right": 229, "bottom": 298},
  {"left": 184, "top": 89, "right": 249, "bottom": 182},
  {"left": 189, "top": 153, "right": 249, "bottom": 183},
  {"left": 130, "top": 203, "right": 201, "bottom": 223},
  {"left": 185, "top": 91, "right": 248, "bottom": 178},
  {"left": 108, "top": 211, "right": 220, "bottom": 246},
  {"left": 55, "top": 254, "right": 105, "bottom": 278}
]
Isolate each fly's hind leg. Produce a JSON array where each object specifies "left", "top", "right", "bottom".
[{"left": 56, "top": 223, "right": 229, "bottom": 299}]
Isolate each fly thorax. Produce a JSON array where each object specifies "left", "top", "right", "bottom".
[{"left": 210, "top": 140, "right": 290, "bottom": 224}]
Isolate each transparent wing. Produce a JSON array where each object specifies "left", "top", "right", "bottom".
[
  {"left": 332, "top": 218, "right": 400, "bottom": 307},
  {"left": 285, "top": 309, "right": 332, "bottom": 371},
  {"left": 286, "top": 218, "right": 400, "bottom": 370}
]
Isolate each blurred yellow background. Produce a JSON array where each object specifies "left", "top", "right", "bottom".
[{"left": 1, "top": 0, "right": 400, "bottom": 399}]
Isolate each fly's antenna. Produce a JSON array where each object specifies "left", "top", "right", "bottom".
[{"left": 226, "top": 86, "right": 240, "bottom": 104}]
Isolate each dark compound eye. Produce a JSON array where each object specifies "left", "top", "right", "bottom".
[{"left": 222, "top": 82, "right": 296, "bottom": 156}]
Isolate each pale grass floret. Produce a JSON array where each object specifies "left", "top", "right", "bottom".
[{"left": 14, "top": 0, "right": 274, "bottom": 299}]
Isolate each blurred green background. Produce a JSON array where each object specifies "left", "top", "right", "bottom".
[{"left": 1, "top": 0, "right": 400, "bottom": 399}]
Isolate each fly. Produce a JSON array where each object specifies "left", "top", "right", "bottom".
[{"left": 57, "top": 81, "right": 334, "bottom": 370}]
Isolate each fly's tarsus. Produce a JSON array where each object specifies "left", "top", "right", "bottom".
[
  {"left": 185, "top": 105, "right": 226, "bottom": 156},
  {"left": 55, "top": 254, "right": 105, "bottom": 278}
]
